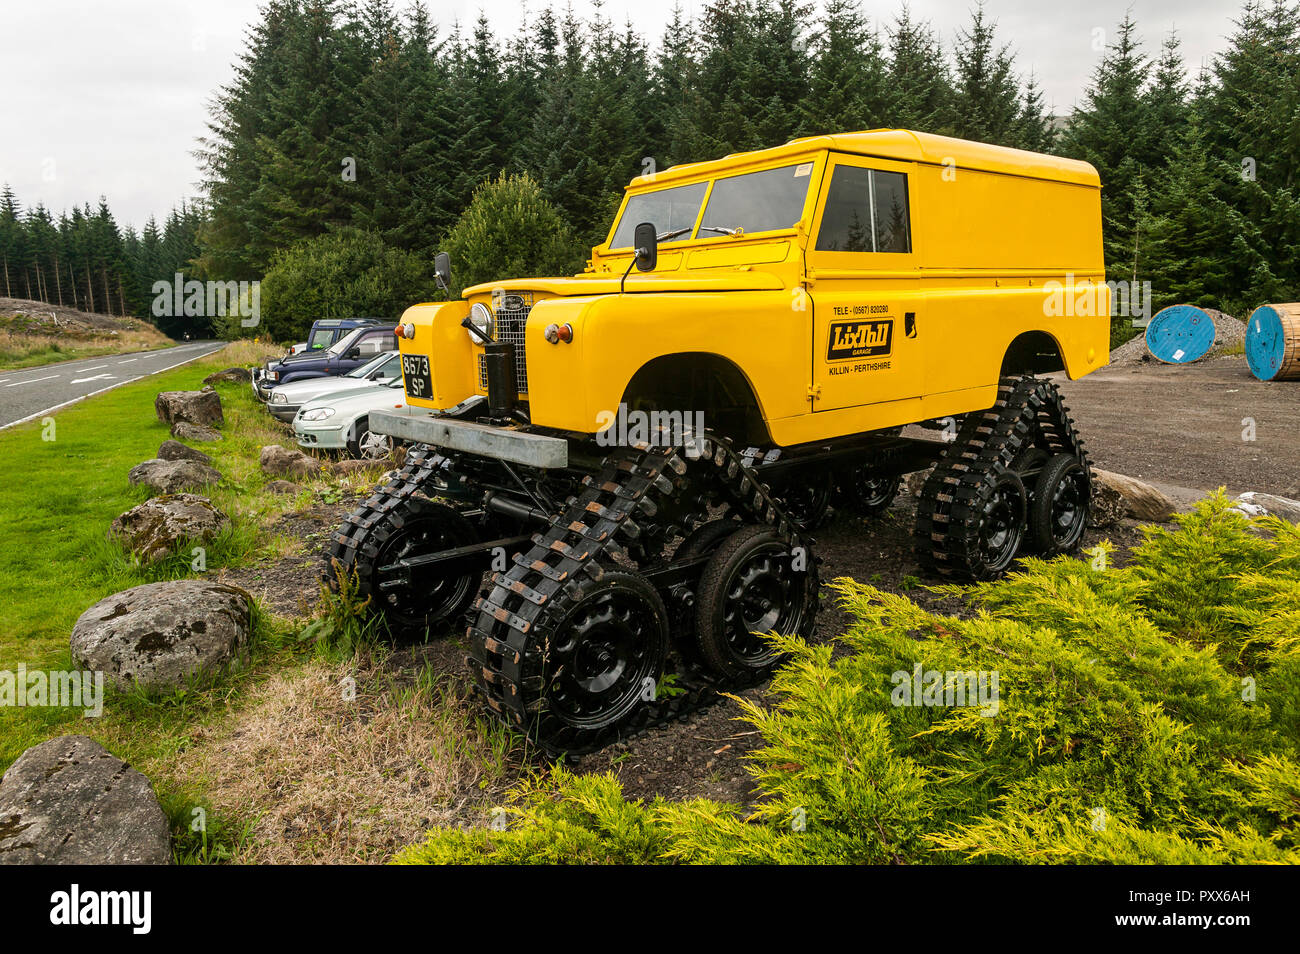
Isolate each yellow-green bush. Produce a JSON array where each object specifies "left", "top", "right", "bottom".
[{"left": 396, "top": 494, "right": 1300, "bottom": 865}]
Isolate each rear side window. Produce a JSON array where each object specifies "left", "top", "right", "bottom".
[
  {"left": 816, "top": 166, "right": 911, "bottom": 254},
  {"left": 356, "top": 332, "right": 398, "bottom": 356}
]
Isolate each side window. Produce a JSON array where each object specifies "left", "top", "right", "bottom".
[
  {"left": 815, "top": 166, "right": 911, "bottom": 254},
  {"left": 357, "top": 331, "right": 397, "bottom": 356}
]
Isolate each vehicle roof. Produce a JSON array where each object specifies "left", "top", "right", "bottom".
[{"left": 628, "top": 129, "right": 1101, "bottom": 189}]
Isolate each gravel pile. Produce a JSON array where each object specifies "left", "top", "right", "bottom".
[{"left": 1109, "top": 308, "right": 1244, "bottom": 366}]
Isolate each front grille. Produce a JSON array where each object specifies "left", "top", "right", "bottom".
[{"left": 477, "top": 292, "right": 534, "bottom": 392}]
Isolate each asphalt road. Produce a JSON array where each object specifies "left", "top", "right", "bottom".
[{"left": 0, "top": 341, "right": 226, "bottom": 430}]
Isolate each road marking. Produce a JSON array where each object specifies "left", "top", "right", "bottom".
[
  {"left": 78, "top": 365, "right": 109, "bottom": 372},
  {"left": 0, "top": 343, "right": 225, "bottom": 431},
  {"left": 70, "top": 373, "right": 114, "bottom": 384},
  {"left": 3, "top": 374, "right": 59, "bottom": 387},
  {"left": 118, "top": 358, "right": 137, "bottom": 364}
]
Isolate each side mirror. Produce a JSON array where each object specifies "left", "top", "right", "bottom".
[
  {"left": 633, "top": 222, "right": 657, "bottom": 272},
  {"left": 346, "top": 347, "right": 361, "bottom": 360},
  {"left": 434, "top": 252, "right": 451, "bottom": 293}
]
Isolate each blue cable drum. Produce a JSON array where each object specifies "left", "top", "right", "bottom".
[
  {"left": 1144, "top": 304, "right": 1216, "bottom": 364},
  {"left": 1246, "top": 303, "right": 1300, "bottom": 381}
]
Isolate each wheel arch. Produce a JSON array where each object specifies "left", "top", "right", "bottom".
[
  {"left": 619, "top": 351, "right": 772, "bottom": 445},
  {"left": 1001, "top": 330, "right": 1066, "bottom": 376}
]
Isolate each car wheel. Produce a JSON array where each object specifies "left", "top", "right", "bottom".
[{"left": 347, "top": 417, "right": 392, "bottom": 460}]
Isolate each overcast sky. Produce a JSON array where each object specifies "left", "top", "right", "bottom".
[{"left": 0, "top": 0, "right": 1240, "bottom": 230}]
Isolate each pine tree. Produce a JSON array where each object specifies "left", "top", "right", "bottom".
[
  {"left": 799, "top": 0, "right": 890, "bottom": 136},
  {"left": 949, "top": 4, "right": 1023, "bottom": 145},
  {"left": 886, "top": 5, "right": 951, "bottom": 133}
]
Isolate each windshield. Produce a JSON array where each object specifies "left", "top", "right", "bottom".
[
  {"left": 609, "top": 162, "right": 813, "bottom": 250},
  {"left": 346, "top": 352, "right": 396, "bottom": 378},
  {"left": 609, "top": 182, "right": 707, "bottom": 249},
  {"left": 699, "top": 163, "right": 812, "bottom": 236},
  {"left": 326, "top": 328, "right": 365, "bottom": 356},
  {"left": 307, "top": 325, "right": 338, "bottom": 349}
]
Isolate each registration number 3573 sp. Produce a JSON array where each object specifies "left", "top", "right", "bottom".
[{"left": 401, "top": 354, "right": 432, "bottom": 399}]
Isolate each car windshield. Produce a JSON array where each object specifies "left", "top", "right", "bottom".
[
  {"left": 307, "top": 325, "right": 338, "bottom": 349},
  {"left": 326, "top": 328, "right": 365, "bottom": 356},
  {"left": 346, "top": 352, "right": 396, "bottom": 379},
  {"left": 609, "top": 182, "right": 707, "bottom": 249},
  {"left": 609, "top": 162, "right": 813, "bottom": 249}
]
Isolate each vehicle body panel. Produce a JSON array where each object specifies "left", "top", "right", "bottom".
[{"left": 387, "top": 129, "right": 1108, "bottom": 449}]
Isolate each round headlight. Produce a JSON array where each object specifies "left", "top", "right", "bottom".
[
  {"left": 467, "top": 302, "right": 494, "bottom": 343},
  {"left": 302, "top": 407, "right": 335, "bottom": 422},
  {"left": 402, "top": 322, "right": 415, "bottom": 339}
]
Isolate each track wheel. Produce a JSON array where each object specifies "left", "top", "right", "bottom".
[
  {"left": 1028, "top": 453, "right": 1089, "bottom": 556},
  {"left": 694, "top": 524, "right": 818, "bottom": 681},
  {"left": 957, "top": 470, "right": 1028, "bottom": 580},
  {"left": 772, "top": 471, "right": 834, "bottom": 531},
  {"left": 541, "top": 570, "right": 669, "bottom": 735},
  {"left": 836, "top": 465, "right": 902, "bottom": 518},
  {"left": 335, "top": 498, "right": 479, "bottom": 640}
]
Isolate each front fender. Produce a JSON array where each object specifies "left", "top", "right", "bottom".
[{"left": 526, "top": 291, "right": 808, "bottom": 434}]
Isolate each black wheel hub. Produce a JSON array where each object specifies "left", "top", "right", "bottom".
[
  {"left": 721, "top": 549, "right": 797, "bottom": 665},
  {"left": 375, "top": 515, "right": 475, "bottom": 627},
  {"left": 1049, "top": 469, "right": 1088, "bottom": 544},
  {"left": 977, "top": 480, "right": 1025, "bottom": 572},
  {"left": 549, "top": 590, "right": 659, "bottom": 729}
]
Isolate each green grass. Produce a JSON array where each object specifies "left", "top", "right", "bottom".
[{"left": 0, "top": 346, "right": 313, "bottom": 768}]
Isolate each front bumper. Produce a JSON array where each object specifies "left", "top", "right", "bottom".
[
  {"left": 251, "top": 368, "right": 276, "bottom": 402},
  {"left": 294, "top": 420, "right": 348, "bottom": 450},
  {"left": 269, "top": 402, "right": 301, "bottom": 423},
  {"left": 370, "top": 409, "right": 568, "bottom": 469}
]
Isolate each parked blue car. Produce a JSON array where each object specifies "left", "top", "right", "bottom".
[
  {"left": 287, "top": 317, "right": 384, "bottom": 355},
  {"left": 253, "top": 324, "right": 399, "bottom": 401}
]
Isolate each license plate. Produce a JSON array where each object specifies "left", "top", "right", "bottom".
[{"left": 401, "top": 354, "right": 433, "bottom": 400}]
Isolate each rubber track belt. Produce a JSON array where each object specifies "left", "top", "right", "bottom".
[
  {"left": 914, "top": 374, "right": 1093, "bottom": 575},
  {"left": 466, "top": 431, "right": 813, "bottom": 758}
]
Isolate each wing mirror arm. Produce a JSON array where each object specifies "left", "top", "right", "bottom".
[{"left": 621, "top": 222, "right": 658, "bottom": 294}]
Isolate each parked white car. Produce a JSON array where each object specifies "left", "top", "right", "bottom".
[
  {"left": 266, "top": 351, "right": 400, "bottom": 423},
  {"left": 293, "top": 379, "right": 410, "bottom": 459}
]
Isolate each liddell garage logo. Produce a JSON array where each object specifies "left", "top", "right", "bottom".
[{"left": 827, "top": 319, "right": 893, "bottom": 361}]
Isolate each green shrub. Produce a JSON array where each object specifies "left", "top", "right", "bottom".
[
  {"left": 440, "top": 173, "right": 584, "bottom": 296},
  {"left": 256, "top": 228, "right": 436, "bottom": 343},
  {"left": 396, "top": 494, "right": 1300, "bottom": 865}
]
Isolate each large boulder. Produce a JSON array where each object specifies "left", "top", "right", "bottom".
[
  {"left": 171, "top": 421, "right": 222, "bottom": 442},
  {"left": 157, "top": 439, "right": 212, "bottom": 465},
  {"left": 155, "top": 387, "right": 223, "bottom": 427},
  {"left": 203, "top": 367, "right": 252, "bottom": 385},
  {"left": 1087, "top": 477, "right": 1126, "bottom": 529},
  {"left": 260, "top": 444, "right": 322, "bottom": 479},
  {"left": 128, "top": 458, "right": 222, "bottom": 494},
  {"left": 71, "top": 580, "right": 252, "bottom": 691},
  {"left": 1092, "top": 469, "right": 1176, "bottom": 523},
  {"left": 109, "top": 493, "right": 229, "bottom": 563},
  {"left": 0, "top": 736, "right": 170, "bottom": 865}
]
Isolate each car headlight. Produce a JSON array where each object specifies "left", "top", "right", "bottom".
[
  {"left": 301, "top": 407, "right": 335, "bottom": 422},
  {"left": 271, "top": 392, "right": 287, "bottom": 404},
  {"left": 467, "top": 302, "right": 494, "bottom": 343},
  {"left": 268, "top": 371, "right": 279, "bottom": 381}
]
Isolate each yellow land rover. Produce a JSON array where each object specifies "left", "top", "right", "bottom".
[{"left": 330, "top": 129, "right": 1109, "bottom": 753}]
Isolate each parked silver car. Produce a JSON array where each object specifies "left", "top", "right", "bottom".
[
  {"left": 293, "top": 379, "right": 410, "bottom": 459},
  {"left": 266, "top": 352, "right": 400, "bottom": 423}
]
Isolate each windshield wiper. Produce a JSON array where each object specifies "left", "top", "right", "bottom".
[
  {"left": 656, "top": 227, "right": 692, "bottom": 241},
  {"left": 699, "top": 225, "right": 745, "bottom": 237}
]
